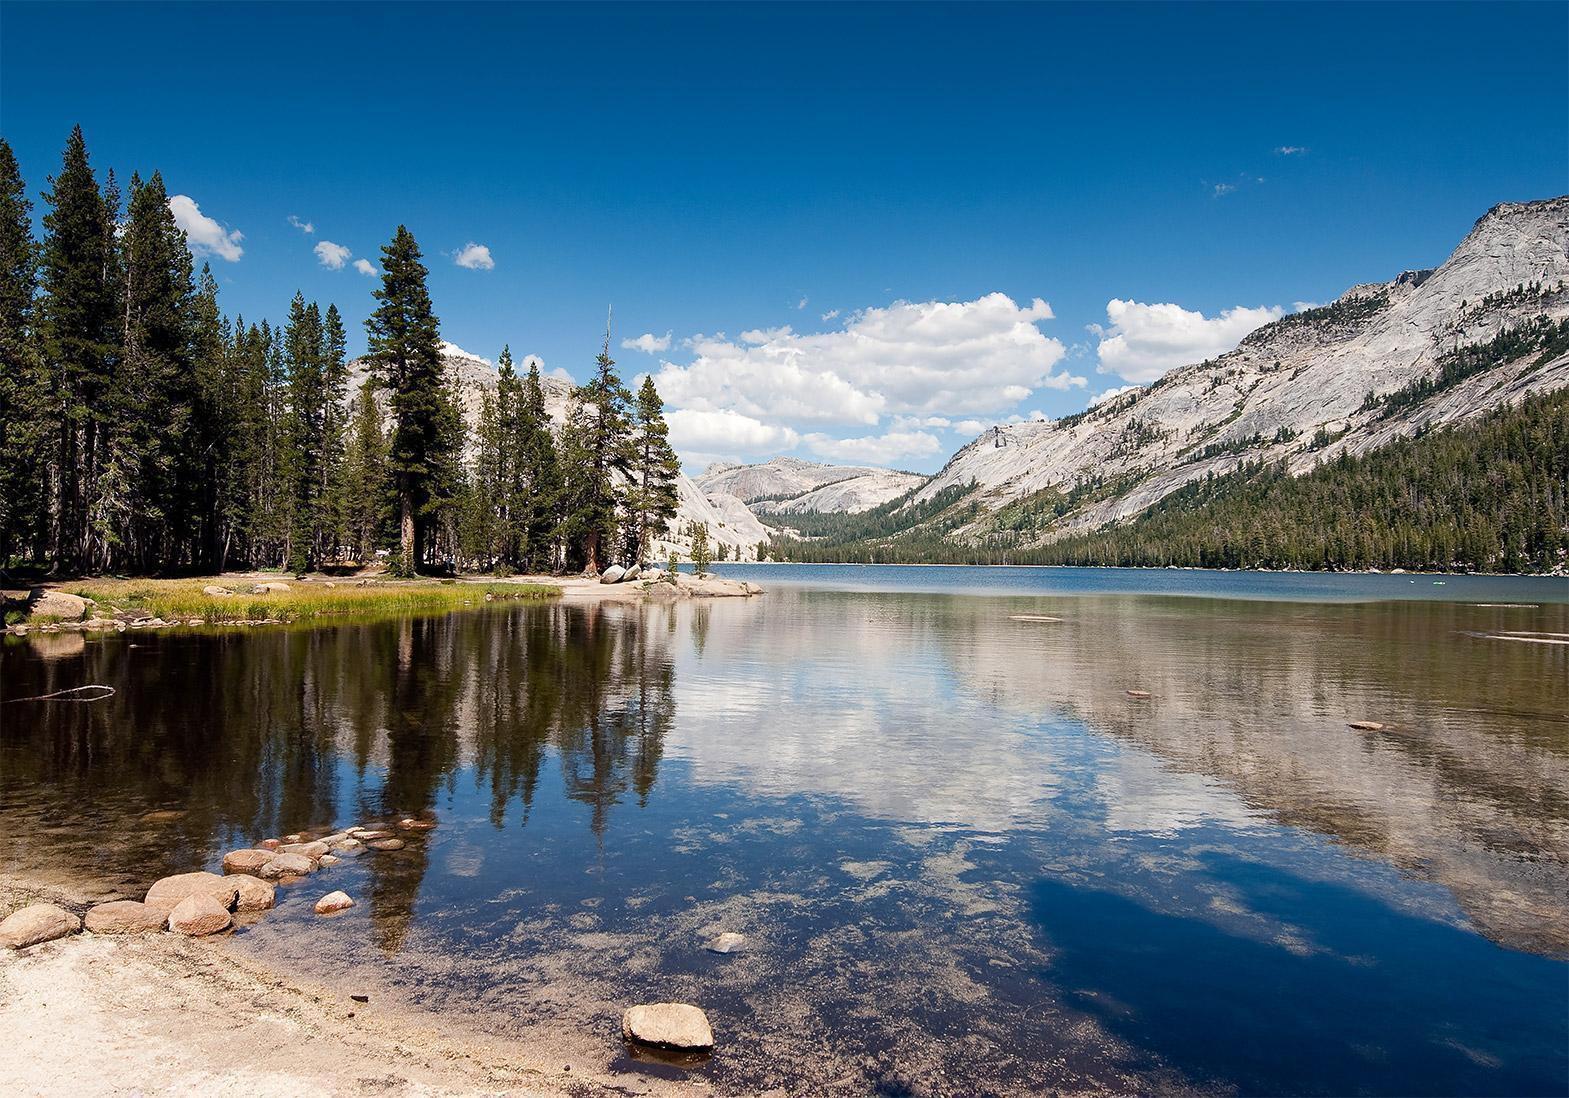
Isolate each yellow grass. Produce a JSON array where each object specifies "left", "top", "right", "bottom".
[{"left": 53, "top": 577, "right": 559, "bottom": 624}]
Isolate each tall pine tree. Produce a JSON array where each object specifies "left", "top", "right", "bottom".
[
  {"left": 0, "top": 137, "right": 47, "bottom": 566},
  {"left": 364, "top": 226, "right": 445, "bottom": 574},
  {"left": 626, "top": 376, "right": 680, "bottom": 564}
]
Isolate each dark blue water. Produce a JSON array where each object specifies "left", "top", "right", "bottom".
[{"left": 3, "top": 572, "right": 1566, "bottom": 1095}]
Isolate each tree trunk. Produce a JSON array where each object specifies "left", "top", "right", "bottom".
[{"left": 400, "top": 491, "right": 415, "bottom": 575}]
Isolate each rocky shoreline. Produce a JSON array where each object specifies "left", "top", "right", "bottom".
[{"left": 0, "top": 813, "right": 727, "bottom": 1096}]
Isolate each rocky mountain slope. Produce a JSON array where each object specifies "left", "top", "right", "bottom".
[
  {"left": 348, "top": 344, "right": 770, "bottom": 560},
  {"left": 698, "top": 457, "right": 923, "bottom": 514},
  {"left": 912, "top": 196, "right": 1569, "bottom": 542}
]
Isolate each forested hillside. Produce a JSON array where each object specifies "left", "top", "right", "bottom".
[{"left": 768, "top": 388, "right": 1569, "bottom": 573}]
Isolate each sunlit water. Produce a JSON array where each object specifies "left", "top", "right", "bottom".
[{"left": 3, "top": 567, "right": 1566, "bottom": 1095}]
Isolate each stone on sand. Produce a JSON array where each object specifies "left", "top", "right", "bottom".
[
  {"left": 599, "top": 565, "right": 625, "bottom": 584},
  {"left": 621, "top": 1003, "right": 715, "bottom": 1051},
  {"left": 144, "top": 871, "right": 239, "bottom": 913},
  {"left": 707, "top": 932, "right": 746, "bottom": 954},
  {"left": 167, "top": 893, "right": 231, "bottom": 936},
  {"left": 84, "top": 900, "right": 165, "bottom": 935},
  {"left": 0, "top": 903, "right": 81, "bottom": 949}
]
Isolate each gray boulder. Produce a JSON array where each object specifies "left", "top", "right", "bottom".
[
  {"left": 621, "top": 1003, "right": 715, "bottom": 1051},
  {"left": 600, "top": 565, "right": 626, "bottom": 584}
]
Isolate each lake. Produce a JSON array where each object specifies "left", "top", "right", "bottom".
[{"left": 3, "top": 566, "right": 1566, "bottom": 1095}]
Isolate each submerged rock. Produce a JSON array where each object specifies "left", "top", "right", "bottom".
[
  {"left": 354, "top": 829, "right": 393, "bottom": 841},
  {"left": 0, "top": 903, "right": 81, "bottom": 949},
  {"left": 84, "top": 900, "right": 165, "bottom": 935},
  {"left": 1126, "top": 690, "right": 1152, "bottom": 699},
  {"left": 367, "top": 838, "right": 406, "bottom": 851},
  {"left": 145, "top": 871, "right": 239, "bottom": 913},
  {"left": 621, "top": 1003, "right": 714, "bottom": 1051},
  {"left": 230, "top": 875, "right": 276, "bottom": 912},
  {"left": 314, "top": 891, "right": 355, "bottom": 915},
  {"left": 707, "top": 932, "right": 746, "bottom": 954},
  {"left": 319, "top": 854, "right": 340, "bottom": 866},
  {"left": 222, "top": 849, "right": 276, "bottom": 875},
  {"left": 167, "top": 893, "right": 231, "bottom": 936},
  {"left": 396, "top": 818, "right": 436, "bottom": 832},
  {"left": 330, "top": 839, "right": 366, "bottom": 856},
  {"left": 1348, "top": 720, "right": 1386, "bottom": 731},
  {"left": 259, "top": 852, "right": 315, "bottom": 879}
]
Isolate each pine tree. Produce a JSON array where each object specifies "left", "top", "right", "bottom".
[
  {"left": 282, "top": 292, "right": 324, "bottom": 570},
  {"left": 340, "top": 377, "right": 391, "bottom": 562},
  {"left": 561, "top": 326, "right": 632, "bottom": 572},
  {"left": 690, "top": 521, "right": 712, "bottom": 575},
  {"left": 520, "top": 354, "right": 562, "bottom": 570},
  {"left": 364, "top": 226, "right": 445, "bottom": 575},
  {"left": 39, "top": 126, "right": 119, "bottom": 572},
  {"left": 101, "top": 170, "right": 196, "bottom": 571},
  {"left": 190, "top": 264, "right": 229, "bottom": 570},
  {"left": 0, "top": 137, "right": 47, "bottom": 565},
  {"left": 318, "top": 303, "right": 349, "bottom": 562},
  {"left": 626, "top": 376, "right": 680, "bottom": 564}
]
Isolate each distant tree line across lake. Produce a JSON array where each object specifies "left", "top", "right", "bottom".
[
  {"left": 765, "top": 388, "right": 1569, "bottom": 574},
  {"left": 0, "top": 128, "right": 680, "bottom": 578}
]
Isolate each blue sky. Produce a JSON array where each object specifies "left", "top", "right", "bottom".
[{"left": 3, "top": 2, "right": 1565, "bottom": 472}]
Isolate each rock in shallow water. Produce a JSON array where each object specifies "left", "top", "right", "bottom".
[
  {"left": 367, "top": 838, "right": 406, "bottom": 851},
  {"left": 230, "top": 874, "right": 276, "bottom": 912},
  {"left": 1348, "top": 720, "right": 1386, "bottom": 731},
  {"left": 621, "top": 1003, "right": 714, "bottom": 1051},
  {"left": 0, "top": 903, "right": 81, "bottom": 949},
  {"left": 84, "top": 900, "right": 165, "bottom": 935},
  {"left": 707, "top": 932, "right": 746, "bottom": 954},
  {"left": 259, "top": 852, "right": 315, "bottom": 879},
  {"left": 279, "top": 840, "right": 330, "bottom": 859},
  {"left": 145, "top": 871, "right": 239, "bottom": 913},
  {"left": 314, "top": 891, "right": 355, "bottom": 915},
  {"left": 167, "top": 893, "right": 231, "bottom": 936},
  {"left": 222, "top": 849, "right": 275, "bottom": 874}
]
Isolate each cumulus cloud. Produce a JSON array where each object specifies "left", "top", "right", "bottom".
[
  {"left": 454, "top": 242, "right": 494, "bottom": 270},
  {"left": 953, "top": 419, "right": 987, "bottom": 435},
  {"left": 314, "top": 240, "right": 351, "bottom": 270},
  {"left": 622, "top": 331, "right": 673, "bottom": 354},
  {"left": 168, "top": 195, "right": 244, "bottom": 262},
  {"left": 287, "top": 214, "right": 314, "bottom": 234},
  {"left": 1094, "top": 299, "right": 1284, "bottom": 383},
  {"left": 804, "top": 429, "right": 943, "bottom": 465},
  {"left": 652, "top": 293, "right": 1078, "bottom": 429},
  {"left": 352, "top": 258, "right": 377, "bottom": 276},
  {"left": 667, "top": 408, "right": 800, "bottom": 456}
]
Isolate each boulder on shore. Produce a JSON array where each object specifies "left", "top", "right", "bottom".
[
  {"left": 600, "top": 565, "right": 626, "bottom": 585},
  {"left": 621, "top": 1003, "right": 715, "bottom": 1051},
  {"left": 222, "top": 849, "right": 276, "bottom": 875},
  {"left": 167, "top": 893, "right": 231, "bottom": 936},
  {"left": 85, "top": 900, "right": 166, "bottom": 935},
  {"left": 230, "top": 875, "right": 276, "bottom": 912},
  {"left": 622, "top": 564, "right": 642, "bottom": 582},
  {"left": 0, "top": 903, "right": 81, "bottom": 949},
  {"left": 28, "top": 589, "right": 89, "bottom": 622},
  {"left": 144, "top": 871, "right": 239, "bottom": 913},
  {"left": 202, "top": 585, "right": 232, "bottom": 597},
  {"left": 314, "top": 891, "right": 355, "bottom": 915},
  {"left": 252, "top": 581, "right": 291, "bottom": 594}
]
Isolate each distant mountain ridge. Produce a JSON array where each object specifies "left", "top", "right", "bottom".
[
  {"left": 696, "top": 457, "right": 924, "bottom": 515},
  {"left": 892, "top": 195, "right": 1569, "bottom": 548}
]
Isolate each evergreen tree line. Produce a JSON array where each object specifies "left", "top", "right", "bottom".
[
  {"left": 767, "top": 390, "right": 1569, "bottom": 573},
  {"left": 0, "top": 129, "right": 680, "bottom": 577}
]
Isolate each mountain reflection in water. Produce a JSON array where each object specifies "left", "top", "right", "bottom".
[{"left": 2, "top": 578, "right": 1565, "bottom": 1096}]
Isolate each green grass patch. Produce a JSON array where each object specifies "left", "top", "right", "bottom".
[{"left": 52, "top": 578, "right": 559, "bottom": 624}]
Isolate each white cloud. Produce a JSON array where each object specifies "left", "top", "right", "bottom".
[
  {"left": 804, "top": 429, "right": 942, "bottom": 466},
  {"left": 820, "top": 309, "right": 840, "bottom": 321},
  {"left": 1212, "top": 182, "right": 1237, "bottom": 198},
  {"left": 953, "top": 419, "right": 987, "bottom": 435},
  {"left": 287, "top": 214, "right": 314, "bottom": 234},
  {"left": 796, "top": 296, "right": 808, "bottom": 310},
  {"left": 1090, "top": 384, "right": 1141, "bottom": 407},
  {"left": 652, "top": 293, "right": 1078, "bottom": 429},
  {"left": 1275, "top": 145, "right": 1309, "bottom": 156},
  {"left": 547, "top": 365, "right": 573, "bottom": 383},
  {"left": 167, "top": 195, "right": 244, "bottom": 262},
  {"left": 1095, "top": 299, "right": 1284, "bottom": 383},
  {"left": 314, "top": 240, "right": 351, "bottom": 270},
  {"left": 667, "top": 408, "right": 800, "bottom": 456},
  {"left": 622, "top": 331, "right": 673, "bottom": 354},
  {"left": 454, "top": 242, "right": 495, "bottom": 270},
  {"left": 352, "top": 258, "right": 377, "bottom": 276}
]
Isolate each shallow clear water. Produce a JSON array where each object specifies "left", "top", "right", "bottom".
[{"left": 3, "top": 568, "right": 1566, "bottom": 1095}]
